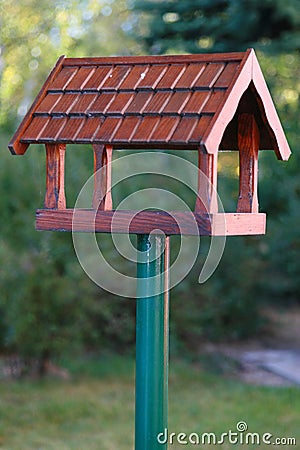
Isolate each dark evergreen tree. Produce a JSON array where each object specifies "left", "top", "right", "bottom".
[{"left": 133, "top": 0, "right": 300, "bottom": 54}]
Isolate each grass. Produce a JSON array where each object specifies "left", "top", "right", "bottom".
[{"left": 0, "top": 354, "right": 299, "bottom": 449}]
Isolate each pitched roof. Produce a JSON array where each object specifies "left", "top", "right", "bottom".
[{"left": 9, "top": 49, "right": 291, "bottom": 160}]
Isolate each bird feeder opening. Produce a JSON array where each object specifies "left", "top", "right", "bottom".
[{"left": 220, "top": 82, "right": 280, "bottom": 154}]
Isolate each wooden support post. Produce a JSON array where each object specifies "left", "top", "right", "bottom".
[
  {"left": 92, "top": 144, "right": 113, "bottom": 211},
  {"left": 44, "top": 144, "right": 66, "bottom": 209},
  {"left": 195, "top": 149, "right": 218, "bottom": 213},
  {"left": 237, "top": 113, "right": 260, "bottom": 213}
]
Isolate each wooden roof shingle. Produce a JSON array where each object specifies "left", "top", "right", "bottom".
[{"left": 9, "top": 49, "right": 291, "bottom": 160}]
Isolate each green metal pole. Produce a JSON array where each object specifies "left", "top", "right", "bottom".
[{"left": 135, "top": 234, "right": 169, "bottom": 450}]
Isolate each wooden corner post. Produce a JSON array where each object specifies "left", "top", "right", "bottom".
[
  {"left": 44, "top": 144, "right": 66, "bottom": 209},
  {"left": 92, "top": 144, "right": 113, "bottom": 211},
  {"left": 195, "top": 149, "right": 218, "bottom": 214},
  {"left": 237, "top": 113, "right": 260, "bottom": 213}
]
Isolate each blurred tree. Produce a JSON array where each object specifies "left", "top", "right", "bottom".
[
  {"left": 0, "top": 0, "right": 139, "bottom": 131},
  {"left": 0, "top": 0, "right": 138, "bottom": 372},
  {"left": 0, "top": 141, "right": 136, "bottom": 372},
  {"left": 132, "top": 0, "right": 300, "bottom": 54}
]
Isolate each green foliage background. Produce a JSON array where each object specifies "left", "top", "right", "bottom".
[{"left": 0, "top": 0, "right": 299, "bottom": 369}]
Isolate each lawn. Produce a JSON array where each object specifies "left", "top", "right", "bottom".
[{"left": 0, "top": 354, "right": 299, "bottom": 449}]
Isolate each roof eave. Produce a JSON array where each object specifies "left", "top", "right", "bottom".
[
  {"left": 251, "top": 51, "right": 291, "bottom": 161},
  {"left": 8, "top": 55, "right": 66, "bottom": 155},
  {"left": 200, "top": 49, "right": 253, "bottom": 154},
  {"left": 201, "top": 49, "right": 291, "bottom": 161}
]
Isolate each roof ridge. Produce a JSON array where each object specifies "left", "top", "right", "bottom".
[
  {"left": 200, "top": 49, "right": 252, "bottom": 154},
  {"left": 250, "top": 51, "right": 291, "bottom": 160},
  {"left": 63, "top": 52, "right": 246, "bottom": 67}
]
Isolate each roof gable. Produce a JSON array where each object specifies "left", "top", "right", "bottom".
[{"left": 9, "top": 49, "right": 291, "bottom": 160}]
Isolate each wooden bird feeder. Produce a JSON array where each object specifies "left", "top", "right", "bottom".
[
  {"left": 9, "top": 48, "right": 291, "bottom": 236},
  {"left": 9, "top": 49, "right": 291, "bottom": 450}
]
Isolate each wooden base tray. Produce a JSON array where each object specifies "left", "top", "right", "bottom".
[{"left": 36, "top": 209, "right": 266, "bottom": 236}]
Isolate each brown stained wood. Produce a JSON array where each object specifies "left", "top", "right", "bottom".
[
  {"left": 237, "top": 113, "right": 260, "bottom": 213},
  {"left": 9, "top": 55, "right": 65, "bottom": 154},
  {"left": 36, "top": 209, "right": 266, "bottom": 236},
  {"left": 44, "top": 144, "right": 66, "bottom": 209},
  {"left": 105, "top": 145, "right": 113, "bottom": 210},
  {"left": 194, "top": 63, "right": 225, "bottom": 88},
  {"left": 237, "top": 85, "right": 276, "bottom": 152},
  {"left": 201, "top": 49, "right": 253, "bottom": 154},
  {"left": 202, "top": 90, "right": 226, "bottom": 114},
  {"left": 93, "top": 144, "right": 113, "bottom": 211},
  {"left": 137, "top": 65, "right": 168, "bottom": 89},
  {"left": 118, "top": 65, "right": 150, "bottom": 90},
  {"left": 11, "top": 49, "right": 291, "bottom": 160},
  {"left": 69, "top": 93, "right": 98, "bottom": 114},
  {"left": 131, "top": 116, "right": 160, "bottom": 142},
  {"left": 63, "top": 53, "right": 245, "bottom": 66},
  {"left": 175, "top": 63, "right": 206, "bottom": 89},
  {"left": 150, "top": 116, "right": 180, "bottom": 142},
  {"left": 182, "top": 91, "right": 210, "bottom": 115},
  {"left": 125, "top": 91, "right": 153, "bottom": 114},
  {"left": 214, "top": 62, "right": 240, "bottom": 88},
  {"left": 143, "top": 92, "right": 172, "bottom": 114},
  {"left": 113, "top": 117, "right": 141, "bottom": 142},
  {"left": 76, "top": 117, "right": 103, "bottom": 141},
  {"left": 21, "top": 116, "right": 50, "bottom": 142},
  {"left": 87, "top": 92, "right": 115, "bottom": 113},
  {"left": 94, "top": 117, "right": 122, "bottom": 142},
  {"left": 83, "top": 66, "right": 112, "bottom": 90},
  {"left": 65, "top": 67, "right": 96, "bottom": 90},
  {"left": 195, "top": 149, "right": 218, "bottom": 213},
  {"left": 101, "top": 66, "right": 130, "bottom": 90},
  {"left": 189, "top": 116, "right": 212, "bottom": 143},
  {"left": 107, "top": 92, "right": 134, "bottom": 114},
  {"left": 162, "top": 91, "right": 191, "bottom": 114},
  {"left": 59, "top": 117, "right": 85, "bottom": 141},
  {"left": 51, "top": 93, "right": 80, "bottom": 114},
  {"left": 36, "top": 93, "right": 62, "bottom": 113},
  {"left": 50, "top": 66, "right": 78, "bottom": 90},
  {"left": 156, "top": 65, "right": 186, "bottom": 89},
  {"left": 40, "top": 117, "right": 67, "bottom": 141},
  {"left": 93, "top": 144, "right": 104, "bottom": 209},
  {"left": 171, "top": 117, "right": 199, "bottom": 143}
]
